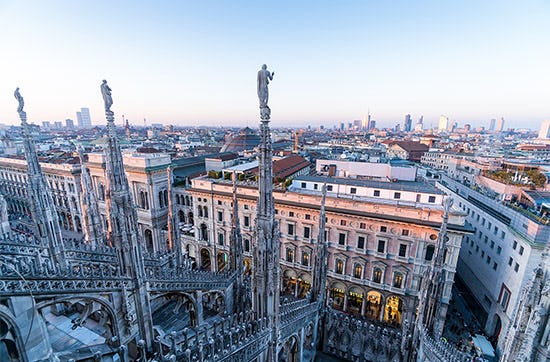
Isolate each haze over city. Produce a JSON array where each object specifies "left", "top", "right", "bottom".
[{"left": 0, "top": 0, "right": 549, "bottom": 128}]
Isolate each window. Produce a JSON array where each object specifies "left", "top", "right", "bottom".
[
  {"left": 399, "top": 244, "right": 407, "bottom": 257},
  {"left": 287, "top": 224, "right": 294, "bottom": 236},
  {"left": 425, "top": 245, "right": 435, "bottom": 261},
  {"left": 497, "top": 246, "right": 502, "bottom": 255},
  {"left": 484, "top": 236, "right": 488, "bottom": 243},
  {"left": 508, "top": 257, "right": 513, "bottom": 266},
  {"left": 428, "top": 196, "right": 436, "bottom": 203},
  {"left": 493, "top": 262, "right": 498, "bottom": 271},
  {"left": 338, "top": 233, "right": 346, "bottom": 245},
  {"left": 416, "top": 194, "right": 421, "bottom": 202},
  {"left": 380, "top": 226, "right": 387, "bottom": 232},
  {"left": 340, "top": 220, "right": 347, "bottom": 226},
  {"left": 244, "top": 216, "right": 250, "bottom": 227},
  {"left": 494, "top": 226, "right": 498, "bottom": 235},
  {"left": 357, "top": 236, "right": 365, "bottom": 249},
  {"left": 303, "top": 226, "right": 310, "bottom": 239},
  {"left": 217, "top": 200, "right": 222, "bottom": 205},
  {"left": 302, "top": 252, "right": 310, "bottom": 266},
  {"left": 335, "top": 260, "right": 344, "bottom": 274},
  {"left": 218, "top": 233, "right": 224, "bottom": 246},
  {"left": 514, "top": 263, "right": 519, "bottom": 272},
  {"left": 500, "top": 231, "right": 506, "bottom": 239},
  {"left": 301, "top": 182, "right": 306, "bottom": 188},
  {"left": 305, "top": 214, "right": 311, "bottom": 220},
  {"left": 519, "top": 246, "right": 524, "bottom": 255},
  {"left": 377, "top": 240, "right": 386, "bottom": 253},
  {"left": 482, "top": 218, "right": 485, "bottom": 226},
  {"left": 394, "top": 192, "right": 401, "bottom": 199},
  {"left": 499, "top": 285, "right": 511, "bottom": 311},
  {"left": 353, "top": 264, "right": 363, "bottom": 279},
  {"left": 393, "top": 272, "right": 404, "bottom": 288},
  {"left": 289, "top": 211, "right": 294, "bottom": 217},
  {"left": 513, "top": 240, "right": 517, "bottom": 250},
  {"left": 402, "top": 229, "right": 409, "bottom": 236},
  {"left": 373, "top": 268, "right": 382, "bottom": 283},
  {"left": 490, "top": 241, "right": 494, "bottom": 249},
  {"left": 359, "top": 222, "right": 366, "bottom": 229},
  {"left": 286, "top": 248, "right": 294, "bottom": 262},
  {"left": 244, "top": 204, "right": 249, "bottom": 210},
  {"left": 488, "top": 222, "right": 492, "bottom": 229},
  {"left": 327, "top": 185, "right": 333, "bottom": 191},
  {"left": 481, "top": 251, "right": 485, "bottom": 258},
  {"left": 313, "top": 184, "right": 318, "bottom": 190},
  {"left": 350, "top": 187, "right": 357, "bottom": 194},
  {"left": 486, "top": 256, "right": 491, "bottom": 264},
  {"left": 217, "top": 211, "right": 223, "bottom": 222},
  {"left": 244, "top": 239, "right": 250, "bottom": 252},
  {"left": 373, "top": 190, "right": 380, "bottom": 197}
]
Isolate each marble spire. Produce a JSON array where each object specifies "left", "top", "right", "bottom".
[
  {"left": 311, "top": 184, "right": 328, "bottom": 305},
  {"left": 14, "top": 88, "right": 66, "bottom": 270},
  {"left": 77, "top": 148, "right": 103, "bottom": 247},
  {"left": 166, "top": 165, "right": 182, "bottom": 265},
  {"left": 100, "top": 80, "right": 155, "bottom": 349},
  {"left": 229, "top": 172, "right": 246, "bottom": 312},
  {"left": 252, "top": 64, "right": 280, "bottom": 362}
]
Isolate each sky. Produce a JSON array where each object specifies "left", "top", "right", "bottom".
[{"left": 0, "top": 0, "right": 549, "bottom": 129}]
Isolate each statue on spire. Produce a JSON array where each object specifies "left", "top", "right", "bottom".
[
  {"left": 257, "top": 64, "right": 274, "bottom": 119},
  {"left": 101, "top": 80, "right": 113, "bottom": 114},
  {"left": 14, "top": 87, "right": 24, "bottom": 115}
]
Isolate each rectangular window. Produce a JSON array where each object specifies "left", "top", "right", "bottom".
[
  {"left": 488, "top": 222, "right": 492, "bottom": 229},
  {"left": 490, "top": 241, "right": 495, "bottom": 249},
  {"left": 287, "top": 224, "right": 294, "bottom": 235},
  {"left": 428, "top": 196, "right": 436, "bottom": 203},
  {"left": 501, "top": 231, "right": 506, "bottom": 239},
  {"left": 373, "top": 190, "right": 380, "bottom": 197},
  {"left": 301, "top": 182, "right": 306, "bottom": 188},
  {"left": 350, "top": 187, "right": 357, "bottom": 194},
  {"left": 314, "top": 183, "right": 318, "bottom": 190},
  {"left": 340, "top": 220, "right": 347, "bottom": 226},
  {"left": 357, "top": 236, "right": 365, "bottom": 249},
  {"left": 402, "top": 229, "right": 409, "bottom": 236},
  {"left": 519, "top": 246, "right": 524, "bottom": 255},
  {"left": 399, "top": 244, "right": 407, "bottom": 257},
  {"left": 487, "top": 256, "right": 491, "bottom": 264},
  {"left": 514, "top": 263, "right": 519, "bottom": 272},
  {"left": 217, "top": 200, "right": 222, "bottom": 205},
  {"left": 218, "top": 233, "right": 224, "bottom": 246},
  {"left": 289, "top": 211, "right": 294, "bottom": 217},
  {"left": 493, "top": 262, "right": 498, "bottom": 271},
  {"left": 499, "top": 285, "right": 511, "bottom": 311},
  {"left": 338, "top": 233, "right": 346, "bottom": 245},
  {"left": 305, "top": 214, "right": 311, "bottom": 220},
  {"left": 380, "top": 226, "right": 387, "bottom": 232},
  {"left": 481, "top": 250, "right": 485, "bottom": 258},
  {"left": 327, "top": 185, "right": 333, "bottom": 191},
  {"left": 497, "top": 246, "right": 502, "bottom": 255},
  {"left": 508, "top": 257, "right": 513, "bottom": 266},
  {"left": 494, "top": 226, "right": 498, "bottom": 235},
  {"left": 303, "top": 226, "right": 310, "bottom": 239},
  {"left": 377, "top": 240, "right": 386, "bottom": 253},
  {"left": 513, "top": 240, "right": 517, "bottom": 250},
  {"left": 244, "top": 216, "right": 250, "bottom": 227},
  {"left": 416, "top": 194, "right": 421, "bottom": 202},
  {"left": 359, "top": 222, "right": 366, "bottom": 229},
  {"left": 217, "top": 211, "right": 223, "bottom": 222},
  {"left": 394, "top": 192, "right": 401, "bottom": 199},
  {"left": 244, "top": 204, "right": 249, "bottom": 210}
]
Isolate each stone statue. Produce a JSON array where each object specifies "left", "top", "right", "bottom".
[
  {"left": 101, "top": 80, "right": 113, "bottom": 113},
  {"left": 257, "top": 64, "right": 274, "bottom": 109},
  {"left": 14, "top": 87, "right": 24, "bottom": 114},
  {"left": 0, "top": 194, "right": 10, "bottom": 235}
]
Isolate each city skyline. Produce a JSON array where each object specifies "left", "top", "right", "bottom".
[{"left": 1, "top": 1, "right": 549, "bottom": 129}]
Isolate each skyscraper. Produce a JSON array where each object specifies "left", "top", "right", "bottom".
[
  {"left": 65, "top": 118, "right": 74, "bottom": 129},
  {"left": 495, "top": 117, "right": 505, "bottom": 132},
  {"left": 404, "top": 114, "right": 412, "bottom": 132},
  {"left": 415, "top": 115, "right": 424, "bottom": 132},
  {"left": 438, "top": 115, "right": 449, "bottom": 132},
  {"left": 76, "top": 107, "right": 92, "bottom": 128},
  {"left": 538, "top": 120, "right": 550, "bottom": 139},
  {"left": 489, "top": 118, "right": 496, "bottom": 131}
]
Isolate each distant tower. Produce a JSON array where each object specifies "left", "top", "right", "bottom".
[
  {"left": 252, "top": 65, "right": 280, "bottom": 362},
  {"left": 125, "top": 119, "right": 131, "bottom": 140},
  {"left": 489, "top": 118, "right": 496, "bottom": 131},
  {"left": 404, "top": 114, "right": 412, "bottom": 132},
  {"left": 438, "top": 115, "right": 449, "bottom": 132},
  {"left": 415, "top": 115, "right": 424, "bottom": 132},
  {"left": 539, "top": 120, "right": 550, "bottom": 139},
  {"left": 15, "top": 88, "right": 66, "bottom": 270},
  {"left": 76, "top": 107, "right": 92, "bottom": 128},
  {"left": 495, "top": 117, "right": 505, "bottom": 132}
]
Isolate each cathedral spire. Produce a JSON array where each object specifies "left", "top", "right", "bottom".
[
  {"left": 166, "top": 165, "right": 182, "bottom": 264},
  {"left": 77, "top": 148, "right": 103, "bottom": 247},
  {"left": 252, "top": 64, "right": 280, "bottom": 362},
  {"left": 415, "top": 197, "right": 453, "bottom": 339},
  {"left": 230, "top": 172, "right": 246, "bottom": 312},
  {"left": 311, "top": 184, "right": 328, "bottom": 304},
  {"left": 14, "top": 88, "right": 66, "bottom": 270}
]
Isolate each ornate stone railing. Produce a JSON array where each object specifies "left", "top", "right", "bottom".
[
  {"left": 0, "top": 277, "right": 132, "bottom": 296},
  {"left": 280, "top": 299, "right": 320, "bottom": 341},
  {"left": 148, "top": 271, "right": 236, "bottom": 293},
  {"left": 418, "top": 326, "right": 471, "bottom": 362}
]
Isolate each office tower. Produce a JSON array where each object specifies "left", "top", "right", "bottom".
[
  {"left": 538, "top": 120, "right": 550, "bottom": 139},
  {"left": 353, "top": 119, "right": 361, "bottom": 130},
  {"left": 370, "top": 120, "right": 376, "bottom": 129},
  {"left": 495, "top": 117, "right": 505, "bottom": 132},
  {"left": 65, "top": 118, "right": 74, "bottom": 129},
  {"left": 415, "top": 115, "right": 424, "bottom": 132},
  {"left": 76, "top": 107, "right": 92, "bottom": 128},
  {"left": 489, "top": 118, "right": 496, "bottom": 131},
  {"left": 438, "top": 115, "right": 449, "bottom": 132},
  {"left": 464, "top": 124, "right": 471, "bottom": 132},
  {"left": 340, "top": 122, "right": 345, "bottom": 131},
  {"left": 42, "top": 121, "right": 51, "bottom": 129},
  {"left": 403, "top": 114, "right": 412, "bottom": 132}
]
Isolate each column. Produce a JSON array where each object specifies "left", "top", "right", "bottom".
[
  {"left": 343, "top": 292, "right": 348, "bottom": 312},
  {"left": 361, "top": 294, "right": 366, "bottom": 316}
]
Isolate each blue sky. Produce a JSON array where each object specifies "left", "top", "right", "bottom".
[{"left": 0, "top": 0, "right": 548, "bottom": 129}]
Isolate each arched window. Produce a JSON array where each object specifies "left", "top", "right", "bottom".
[
  {"left": 198, "top": 206, "right": 203, "bottom": 217},
  {"left": 353, "top": 263, "right": 363, "bottom": 279},
  {"left": 393, "top": 272, "right": 404, "bottom": 288},
  {"left": 373, "top": 267, "right": 382, "bottom": 283},
  {"left": 200, "top": 224, "right": 208, "bottom": 241},
  {"left": 203, "top": 206, "right": 208, "bottom": 218},
  {"left": 335, "top": 259, "right": 344, "bottom": 274},
  {"left": 158, "top": 191, "right": 164, "bottom": 208},
  {"left": 163, "top": 190, "right": 168, "bottom": 206},
  {"left": 244, "top": 238, "right": 250, "bottom": 252}
]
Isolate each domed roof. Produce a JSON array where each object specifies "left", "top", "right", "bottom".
[{"left": 221, "top": 127, "right": 261, "bottom": 153}]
